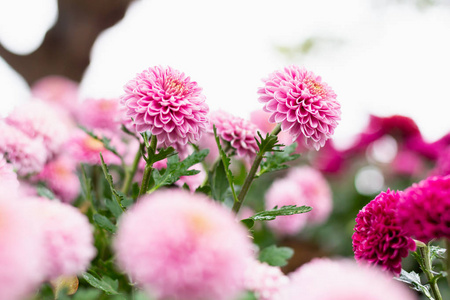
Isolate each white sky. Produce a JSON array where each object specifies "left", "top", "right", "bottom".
[{"left": 0, "top": 0, "right": 449, "bottom": 148}]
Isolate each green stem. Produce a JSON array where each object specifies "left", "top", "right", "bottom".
[
  {"left": 232, "top": 124, "right": 281, "bottom": 214},
  {"left": 138, "top": 135, "right": 157, "bottom": 197},
  {"left": 418, "top": 244, "right": 443, "bottom": 300},
  {"left": 446, "top": 239, "right": 450, "bottom": 288},
  {"left": 121, "top": 145, "right": 143, "bottom": 194}
]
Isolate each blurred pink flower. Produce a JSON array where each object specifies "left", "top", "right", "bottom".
[
  {"left": 258, "top": 66, "right": 341, "bottom": 150},
  {"left": 310, "top": 141, "right": 345, "bottom": 174},
  {"left": 120, "top": 66, "right": 209, "bottom": 148},
  {"left": 431, "top": 146, "right": 450, "bottom": 176},
  {"left": 398, "top": 175, "right": 450, "bottom": 243},
  {"left": 0, "top": 155, "right": 19, "bottom": 195},
  {"left": 29, "top": 200, "right": 96, "bottom": 280},
  {"left": 75, "top": 98, "right": 122, "bottom": 132},
  {"left": 0, "top": 120, "right": 47, "bottom": 175},
  {"left": 352, "top": 190, "right": 415, "bottom": 275},
  {"left": 0, "top": 200, "right": 45, "bottom": 300},
  {"left": 35, "top": 155, "right": 81, "bottom": 203},
  {"left": 279, "top": 258, "right": 416, "bottom": 300},
  {"left": 391, "top": 150, "right": 424, "bottom": 177},
  {"left": 114, "top": 189, "right": 253, "bottom": 300},
  {"left": 244, "top": 260, "right": 289, "bottom": 300},
  {"left": 198, "top": 132, "right": 220, "bottom": 164}
]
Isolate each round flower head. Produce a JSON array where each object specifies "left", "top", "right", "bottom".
[
  {"left": 0, "top": 120, "right": 47, "bottom": 175},
  {"left": 432, "top": 146, "right": 450, "bottom": 176},
  {"left": 244, "top": 260, "right": 289, "bottom": 300},
  {"left": 210, "top": 110, "right": 259, "bottom": 159},
  {"left": 29, "top": 199, "right": 96, "bottom": 279},
  {"left": 258, "top": 66, "right": 341, "bottom": 150},
  {"left": 75, "top": 98, "right": 122, "bottom": 132},
  {"left": 120, "top": 66, "right": 209, "bottom": 147},
  {"left": 114, "top": 189, "right": 253, "bottom": 300},
  {"left": 398, "top": 175, "right": 450, "bottom": 243},
  {"left": 0, "top": 199, "right": 45, "bottom": 300},
  {"left": 353, "top": 189, "right": 416, "bottom": 275},
  {"left": 31, "top": 75, "right": 79, "bottom": 113},
  {"left": 279, "top": 258, "right": 416, "bottom": 300}
]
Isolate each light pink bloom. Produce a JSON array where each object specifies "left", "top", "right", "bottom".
[
  {"left": 244, "top": 260, "right": 289, "bottom": 300},
  {"left": 75, "top": 98, "right": 122, "bottom": 132},
  {"left": 0, "top": 120, "right": 47, "bottom": 175},
  {"left": 258, "top": 66, "right": 341, "bottom": 150},
  {"left": 120, "top": 66, "right": 209, "bottom": 148},
  {"left": 35, "top": 155, "right": 81, "bottom": 203},
  {"left": 0, "top": 200, "right": 45, "bottom": 300},
  {"left": 114, "top": 190, "right": 253, "bottom": 300},
  {"left": 28, "top": 200, "right": 96, "bottom": 280},
  {"left": 198, "top": 131, "right": 220, "bottom": 164},
  {"left": 0, "top": 155, "right": 19, "bottom": 195},
  {"left": 280, "top": 258, "right": 416, "bottom": 300},
  {"left": 398, "top": 175, "right": 450, "bottom": 243},
  {"left": 6, "top": 101, "right": 72, "bottom": 156}
]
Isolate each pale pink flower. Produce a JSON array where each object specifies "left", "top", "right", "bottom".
[
  {"left": 258, "top": 66, "right": 341, "bottom": 150},
  {"left": 6, "top": 101, "right": 72, "bottom": 156},
  {"left": 0, "top": 120, "right": 47, "bottom": 175},
  {"left": 198, "top": 131, "right": 220, "bottom": 164},
  {"left": 120, "top": 66, "right": 209, "bottom": 148},
  {"left": 75, "top": 98, "right": 122, "bottom": 132},
  {"left": 31, "top": 76, "right": 79, "bottom": 111},
  {"left": 0, "top": 199, "right": 45, "bottom": 300},
  {"left": 114, "top": 190, "right": 253, "bottom": 300},
  {"left": 28, "top": 199, "right": 96, "bottom": 280},
  {"left": 35, "top": 155, "right": 81, "bottom": 203},
  {"left": 0, "top": 155, "right": 19, "bottom": 195},
  {"left": 280, "top": 258, "right": 416, "bottom": 300},
  {"left": 244, "top": 260, "right": 289, "bottom": 300}
]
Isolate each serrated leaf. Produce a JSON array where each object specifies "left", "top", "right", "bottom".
[
  {"left": 396, "top": 269, "right": 434, "bottom": 299},
  {"left": 430, "top": 245, "right": 446, "bottom": 261},
  {"left": 93, "top": 214, "right": 117, "bottom": 233},
  {"left": 37, "top": 184, "right": 55, "bottom": 200},
  {"left": 99, "top": 154, "right": 125, "bottom": 212},
  {"left": 258, "top": 143, "right": 300, "bottom": 176},
  {"left": 150, "top": 147, "right": 176, "bottom": 164},
  {"left": 81, "top": 273, "right": 119, "bottom": 295},
  {"left": 195, "top": 184, "right": 211, "bottom": 196},
  {"left": 250, "top": 205, "right": 312, "bottom": 222},
  {"left": 258, "top": 245, "right": 294, "bottom": 267},
  {"left": 255, "top": 131, "right": 284, "bottom": 154}
]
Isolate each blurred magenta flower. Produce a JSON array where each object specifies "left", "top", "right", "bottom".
[
  {"left": 353, "top": 190, "right": 415, "bottom": 275},
  {"left": 258, "top": 66, "right": 340, "bottom": 150},
  {"left": 114, "top": 189, "right": 253, "bottom": 300},
  {"left": 75, "top": 98, "right": 122, "bottom": 132},
  {"left": 398, "top": 175, "right": 450, "bottom": 243},
  {"left": 120, "top": 66, "right": 209, "bottom": 148},
  {"left": 432, "top": 146, "right": 450, "bottom": 176},
  {"left": 244, "top": 260, "right": 289, "bottom": 300}
]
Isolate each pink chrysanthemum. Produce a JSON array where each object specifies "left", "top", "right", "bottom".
[
  {"left": 0, "top": 200, "right": 45, "bottom": 300},
  {"left": 352, "top": 189, "right": 416, "bottom": 275},
  {"left": 35, "top": 155, "right": 81, "bottom": 203},
  {"left": 120, "top": 66, "right": 209, "bottom": 148},
  {"left": 279, "top": 258, "right": 416, "bottom": 300},
  {"left": 114, "top": 190, "right": 253, "bottom": 300},
  {"left": 75, "top": 98, "right": 122, "bottom": 132},
  {"left": 258, "top": 66, "right": 341, "bottom": 150},
  {"left": 28, "top": 199, "right": 96, "bottom": 279},
  {"left": 398, "top": 175, "right": 450, "bottom": 243},
  {"left": 0, "top": 120, "right": 47, "bottom": 175},
  {"left": 31, "top": 75, "right": 79, "bottom": 112},
  {"left": 209, "top": 111, "right": 260, "bottom": 159},
  {"left": 244, "top": 260, "right": 289, "bottom": 300},
  {"left": 6, "top": 101, "right": 72, "bottom": 156},
  {"left": 0, "top": 155, "right": 19, "bottom": 195}
]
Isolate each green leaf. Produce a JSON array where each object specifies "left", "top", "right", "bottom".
[
  {"left": 241, "top": 218, "right": 255, "bottom": 229},
  {"left": 396, "top": 269, "right": 434, "bottom": 299},
  {"left": 209, "top": 160, "right": 230, "bottom": 201},
  {"left": 258, "top": 143, "right": 300, "bottom": 176},
  {"left": 105, "top": 198, "right": 123, "bottom": 219},
  {"left": 195, "top": 184, "right": 211, "bottom": 197},
  {"left": 255, "top": 131, "right": 284, "bottom": 154},
  {"left": 37, "top": 184, "right": 55, "bottom": 200},
  {"left": 72, "top": 288, "right": 102, "bottom": 300},
  {"left": 430, "top": 245, "right": 446, "bottom": 261},
  {"left": 80, "top": 164, "right": 93, "bottom": 203},
  {"left": 93, "top": 214, "right": 117, "bottom": 233},
  {"left": 99, "top": 154, "right": 125, "bottom": 212},
  {"left": 131, "top": 182, "right": 140, "bottom": 200},
  {"left": 243, "top": 205, "right": 312, "bottom": 224},
  {"left": 81, "top": 273, "right": 119, "bottom": 295},
  {"left": 79, "top": 125, "right": 124, "bottom": 165},
  {"left": 150, "top": 147, "right": 176, "bottom": 164},
  {"left": 237, "top": 291, "right": 258, "bottom": 300},
  {"left": 258, "top": 245, "right": 294, "bottom": 267}
]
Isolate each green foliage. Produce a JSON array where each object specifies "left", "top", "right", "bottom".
[
  {"left": 396, "top": 269, "right": 434, "bottom": 299},
  {"left": 430, "top": 245, "right": 446, "bottom": 261},
  {"left": 258, "top": 143, "right": 300, "bottom": 176},
  {"left": 255, "top": 131, "right": 284, "bottom": 154},
  {"left": 99, "top": 154, "right": 125, "bottom": 212},
  {"left": 258, "top": 245, "right": 294, "bottom": 267},
  {"left": 79, "top": 125, "right": 124, "bottom": 165},
  {"left": 93, "top": 214, "right": 117, "bottom": 233},
  {"left": 81, "top": 273, "right": 120, "bottom": 295},
  {"left": 37, "top": 183, "right": 56, "bottom": 200},
  {"left": 241, "top": 205, "right": 312, "bottom": 229}
]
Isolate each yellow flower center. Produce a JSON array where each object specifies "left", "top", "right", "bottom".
[
  {"left": 305, "top": 79, "right": 327, "bottom": 98},
  {"left": 84, "top": 137, "right": 104, "bottom": 152}
]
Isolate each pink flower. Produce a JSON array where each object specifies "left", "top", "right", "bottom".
[
  {"left": 244, "top": 260, "right": 289, "bottom": 300},
  {"left": 0, "top": 120, "right": 47, "bottom": 175},
  {"left": 258, "top": 66, "right": 341, "bottom": 150},
  {"left": 432, "top": 146, "right": 450, "bottom": 176},
  {"left": 391, "top": 150, "right": 424, "bottom": 176},
  {"left": 250, "top": 110, "right": 292, "bottom": 148},
  {"left": 398, "top": 175, "right": 450, "bottom": 243},
  {"left": 6, "top": 101, "right": 72, "bottom": 156},
  {"left": 279, "top": 258, "right": 416, "bottom": 300},
  {"left": 75, "top": 98, "right": 122, "bottom": 132},
  {"left": 210, "top": 110, "right": 259, "bottom": 159},
  {"left": 120, "top": 66, "right": 209, "bottom": 148},
  {"left": 35, "top": 155, "right": 81, "bottom": 203},
  {"left": 0, "top": 200, "right": 45, "bottom": 300},
  {"left": 114, "top": 190, "right": 253, "bottom": 300},
  {"left": 0, "top": 155, "right": 19, "bottom": 195},
  {"left": 28, "top": 199, "right": 96, "bottom": 280},
  {"left": 352, "top": 190, "right": 416, "bottom": 275}
]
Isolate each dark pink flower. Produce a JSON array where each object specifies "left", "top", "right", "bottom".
[
  {"left": 432, "top": 146, "right": 450, "bottom": 176},
  {"left": 353, "top": 189, "right": 416, "bottom": 276},
  {"left": 120, "top": 66, "right": 209, "bottom": 148},
  {"left": 258, "top": 66, "right": 340, "bottom": 150},
  {"left": 398, "top": 175, "right": 450, "bottom": 243}
]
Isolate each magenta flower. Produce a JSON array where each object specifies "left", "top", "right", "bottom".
[
  {"left": 210, "top": 110, "right": 259, "bottom": 158},
  {"left": 398, "top": 175, "right": 450, "bottom": 243},
  {"left": 244, "top": 260, "right": 289, "bottom": 300},
  {"left": 120, "top": 66, "right": 209, "bottom": 148},
  {"left": 114, "top": 190, "right": 253, "bottom": 300},
  {"left": 279, "top": 259, "right": 416, "bottom": 300},
  {"left": 258, "top": 66, "right": 341, "bottom": 150},
  {"left": 75, "top": 98, "right": 122, "bottom": 132},
  {"left": 432, "top": 146, "right": 450, "bottom": 176},
  {"left": 353, "top": 189, "right": 416, "bottom": 275}
]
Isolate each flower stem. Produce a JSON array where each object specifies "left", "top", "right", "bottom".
[
  {"left": 418, "top": 244, "right": 443, "bottom": 300},
  {"left": 446, "top": 239, "right": 450, "bottom": 288},
  {"left": 138, "top": 135, "right": 157, "bottom": 198},
  {"left": 232, "top": 123, "right": 281, "bottom": 214},
  {"left": 121, "top": 144, "right": 143, "bottom": 195}
]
